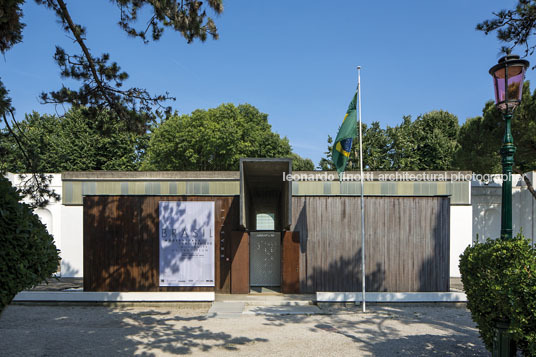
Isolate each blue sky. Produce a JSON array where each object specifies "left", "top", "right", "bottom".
[{"left": 0, "top": 0, "right": 529, "bottom": 166}]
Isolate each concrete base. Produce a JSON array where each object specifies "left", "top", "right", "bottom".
[
  {"left": 207, "top": 302, "right": 245, "bottom": 318},
  {"left": 216, "top": 293, "right": 314, "bottom": 306},
  {"left": 243, "top": 305, "right": 323, "bottom": 315},
  {"left": 317, "top": 292, "right": 467, "bottom": 303},
  {"left": 13, "top": 291, "right": 215, "bottom": 302}
]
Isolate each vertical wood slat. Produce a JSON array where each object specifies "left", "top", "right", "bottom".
[
  {"left": 291, "top": 196, "right": 450, "bottom": 293},
  {"left": 84, "top": 195, "right": 237, "bottom": 292},
  {"left": 84, "top": 194, "right": 450, "bottom": 293}
]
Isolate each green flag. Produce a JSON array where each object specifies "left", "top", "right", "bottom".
[{"left": 332, "top": 91, "right": 358, "bottom": 174}]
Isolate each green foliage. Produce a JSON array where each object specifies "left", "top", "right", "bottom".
[
  {"left": 0, "top": 78, "right": 12, "bottom": 115},
  {"left": 362, "top": 121, "right": 391, "bottom": 170},
  {"left": 386, "top": 116, "right": 419, "bottom": 170},
  {"left": 477, "top": 0, "right": 536, "bottom": 57},
  {"left": 319, "top": 110, "right": 459, "bottom": 171},
  {"left": 2, "top": 0, "right": 223, "bottom": 134},
  {"left": 35, "top": 0, "right": 223, "bottom": 120},
  {"left": 0, "top": 0, "right": 25, "bottom": 53},
  {"left": 113, "top": 0, "right": 223, "bottom": 43},
  {"left": 0, "top": 176, "right": 60, "bottom": 312},
  {"left": 319, "top": 123, "right": 392, "bottom": 171},
  {"left": 142, "top": 103, "right": 300, "bottom": 171},
  {"left": 318, "top": 135, "right": 335, "bottom": 170},
  {"left": 1, "top": 107, "right": 146, "bottom": 172},
  {"left": 289, "top": 153, "right": 315, "bottom": 171},
  {"left": 459, "top": 235, "right": 536, "bottom": 355},
  {"left": 411, "top": 110, "right": 459, "bottom": 170},
  {"left": 454, "top": 102, "right": 502, "bottom": 174},
  {"left": 512, "top": 83, "right": 536, "bottom": 173},
  {"left": 0, "top": 0, "right": 225, "bottom": 201},
  {"left": 456, "top": 82, "right": 536, "bottom": 174}
]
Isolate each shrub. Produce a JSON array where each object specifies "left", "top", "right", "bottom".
[
  {"left": 0, "top": 176, "right": 59, "bottom": 312},
  {"left": 459, "top": 236, "right": 536, "bottom": 355}
]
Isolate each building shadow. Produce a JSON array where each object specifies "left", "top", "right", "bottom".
[
  {"left": 0, "top": 305, "right": 268, "bottom": 355},
  {"left": 258, "top": 305, "right": 486, "bottom": 355}
]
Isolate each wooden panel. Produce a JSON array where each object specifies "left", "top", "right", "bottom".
[
  {"left": 230, "top": 231, "right": 249, "bottom": 294},
  {"left": 83, "top": 195, "right": 238, "bottom": 292},
  {"left": 281, "top": 231, "right": 300, "bottom": 293},
  {"left": 291, "top": 196, "right": 450, "bottom": 293}
]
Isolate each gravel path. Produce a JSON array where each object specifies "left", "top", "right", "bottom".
[{"left": 0, "top": 304, "right": 486, "bottom": 356}]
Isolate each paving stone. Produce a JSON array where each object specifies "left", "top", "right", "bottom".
[
  {"left": 207, "top": 302, "right": 245, "bottom": 318},
  {"left": 243, "top": 305, "right": 323, "bottom": 315}
]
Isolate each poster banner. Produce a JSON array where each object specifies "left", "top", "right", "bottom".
[{"left": 159, "top": 201, "right": 215, "bottom": 287}]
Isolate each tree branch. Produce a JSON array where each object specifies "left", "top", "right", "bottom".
[
  {"left": 54, "top": 0, "right": 118, "bottom": 115},
  {"left": 2, "top": 109, "right": 57, "bottom": 207},
  {"left": 514, "top": 168, "right": 536, "bottom": 200},
  {"left": 522, "top": 173, "right": 536, "bottom": 200}
]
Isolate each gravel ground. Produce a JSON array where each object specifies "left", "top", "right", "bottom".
[{"left": 0, "top": 304, "right": 486, "bottom": 356}]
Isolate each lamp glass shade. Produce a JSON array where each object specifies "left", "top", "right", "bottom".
[{"left": 491, "top": 60, "right": 528, "bottom": 112}]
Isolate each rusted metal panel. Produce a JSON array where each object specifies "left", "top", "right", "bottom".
[
  {"left": 230, "top": 231, "right": 249, "bottom": 294},
  {"left": 281, "top": 231, "right": 300, "bottom": 294}
]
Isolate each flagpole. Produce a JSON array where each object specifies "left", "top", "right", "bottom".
[{"left": 357, "top": 66, "right": 366, "bottom": 312}]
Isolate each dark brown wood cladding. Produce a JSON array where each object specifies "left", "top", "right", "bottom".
[
  {"left": 291, "top": 196, "right": 450, "bottom": 293},
  {"left": 83, "top": 195, "right": 239, "bottom": 292}
]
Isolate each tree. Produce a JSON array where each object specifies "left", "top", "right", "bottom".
[
  {"left": 141, "top": 103, "right": 311, "bottom": 171},
  {"left": 455, "top": 103, "right": 503, "bottom": 174},
  {"left": 289, "top": 153, "right": 315, "bottom": 171},
  {"left": 0, "top": 175, "right": 59, "bottom": 312},
  {"left": 476, "top": 1, "right": 536, "bottom": 200},
  {"left": 2, "top": 0, "right": 223, "bottom": 121},
  {"left": 386, "top": 116, "right": 420, "bottom": 170},
  {"left": 319, "top": 111, "right": 459, "bottom": 171},
  {"left": 1, "top": 107, "right": 147, "bottom": 173},
  {"left": 0, "top": 0, "right": 223, "bottom": 202},
  {"left": 362, "top": 121, "right": 391, "bottom": 170},
  {"left": 477, "top": 0, "right": 536, "bottom": 57},
  {"left": 456, "top": 82, "right": 536, "bottom": 199},
  {"left": 411, "top": 110, "right": 459, "bottom": 170},
  {"left": 319, "top": 123, "right": 391, "bottom": 171},
  {"left": 318, "top": 135, "right": 335, "bottom": 170},
  {"left": 0, "top": 0, "right": 25, "bottom": 53}
]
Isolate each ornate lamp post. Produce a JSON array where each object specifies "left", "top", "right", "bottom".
[{"left": 489, "top": 54, "right": 529, "bottom": 240}]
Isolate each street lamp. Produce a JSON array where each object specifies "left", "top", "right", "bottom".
[{"left": 489, "top": 54, "right": 529, "bottom": 240}]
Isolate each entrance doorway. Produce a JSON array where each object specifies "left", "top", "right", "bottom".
[
  {"left": 249, "top": 231, "right": 281, "bottom": 288},
  {"left": 239, "top": 159, "right": 291, "bottom": 292},
  {"left": 230, "top": 158, "right": 299, "bottom": 294}
]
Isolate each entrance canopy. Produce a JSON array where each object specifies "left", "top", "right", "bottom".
[{"left": 239, "top": 158, "right": 292, "bottom": 231}]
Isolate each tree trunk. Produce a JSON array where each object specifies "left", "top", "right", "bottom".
[{"left": 514, "top": 169, "right": 536, "bottom": 201}]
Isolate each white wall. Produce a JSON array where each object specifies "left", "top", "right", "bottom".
[
  {"left": 6, "top": 173, "right": 63, "bottom": 275},
  {"left": 472, "top": 172, "right": 535, "bottom": 245},
  {"left": 60, "top": 205, "right": 84, "bottom": 277},
  {"left": 450, "top": 205, "right": 472, "bottom": 277},
  {"left": 6, "top": 173, "right": 84, "bottom": 277}
]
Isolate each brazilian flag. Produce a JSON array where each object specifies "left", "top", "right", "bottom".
[{"left": 332, "top": 91, "right": 357, "bottom": 174}]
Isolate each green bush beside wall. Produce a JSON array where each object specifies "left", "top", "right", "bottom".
[
  {"left": 460, "top": 236, "right": 536, "bottom": 356},
  {"left": 0, "top": 176, "right": 59, "bottom": 312}
]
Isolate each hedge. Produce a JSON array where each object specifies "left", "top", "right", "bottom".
[
  {"left": 459, "top": 236, "right": 536, "bottom": 356},
  {"left": 0, "top": 176, "right": 59, "bottom": 312}
]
